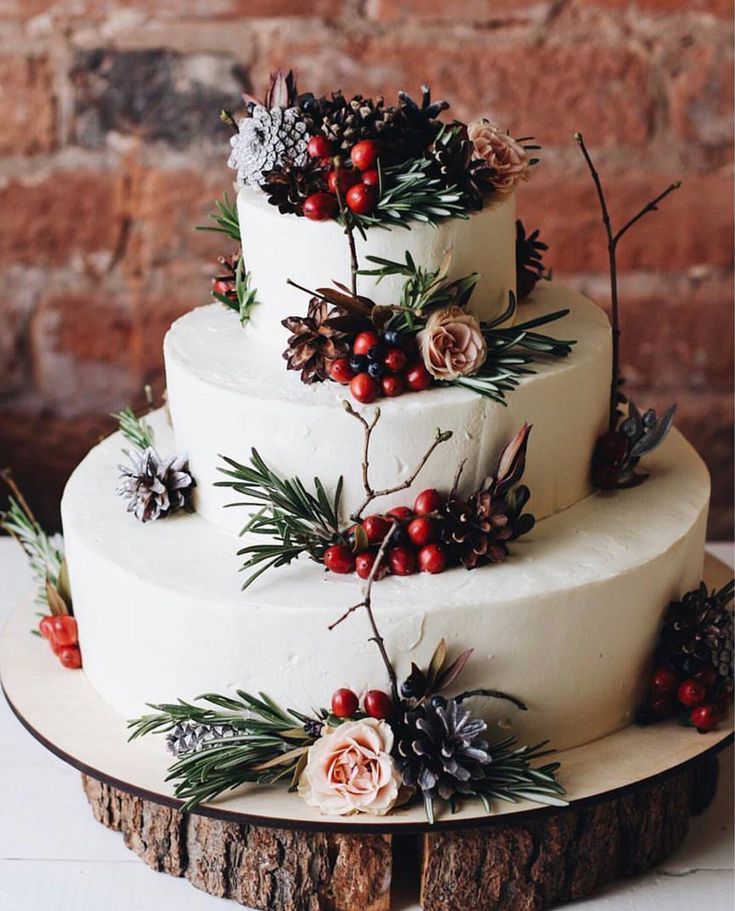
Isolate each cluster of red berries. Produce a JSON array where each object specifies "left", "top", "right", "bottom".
[
  {"left": 331, "top": 687, "right": 393, "bottom": 721},
  {"left": 38, "top": 614, "right": 82, "bottom": 669},
  {"left": 323, "top": 488, "right": 449, "bottom": 579},
  {"left": 303, "top": 137, "right": 381, "bottom": 221},
  {"left": 328, "top": 328, "right": 432, "bottom": 404},
  {"left": 639, "top": 663, "right": 730, "bottom": 732}
]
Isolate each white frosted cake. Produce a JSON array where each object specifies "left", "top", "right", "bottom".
[{"left": 14, "top": 72, "right": 725, "bottom": 824}]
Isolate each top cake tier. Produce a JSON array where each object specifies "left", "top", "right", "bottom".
[{"left": 237, "top": 186, "right": 516, "bottom": 352}]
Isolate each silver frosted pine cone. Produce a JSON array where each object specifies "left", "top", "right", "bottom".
[
  {"left": 117, "top": 447, "right": 194, "bottom": 523},
  {"left": 166, "top": 722, "right": 241, "bottom": 757},
  {"left": 228, "top": 105, "right": 310, "bottom": 187}
]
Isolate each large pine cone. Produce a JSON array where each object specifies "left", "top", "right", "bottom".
[
  {"left": 262, "top": 157, "right": 328, "bottom": 216},
  {"left": 281, "top": 298, "right": 350, "bottom": 384}
]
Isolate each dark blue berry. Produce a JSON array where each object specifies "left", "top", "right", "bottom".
[
  {"left": 367, "top": 344, "right": 385, "bottom": 362},
  {"left": 383, "top": 329, "right": 401, "bottom": 347},
  {"left": 390, "top": 527, "right": 406, "bottom": 546},
  {"left": 368, "top": 361, "right": 385, "bottom": 379},
  {"left": 349, "top": 354, "right": 368, "bottom": 373}
]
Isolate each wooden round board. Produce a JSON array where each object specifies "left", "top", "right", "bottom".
[{"left": 1, "top": 552, "right": 732, "bottom": 834}]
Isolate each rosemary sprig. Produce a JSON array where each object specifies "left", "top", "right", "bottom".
[
  {"left": 0, "top": 471, "right": 69, "bottom": 613},
  {"left": 196, "top": 193, "right": 241, "bottom": 242},
  {"left": 216, "top": 450, "right": 345, "bottom": 589},
  {"left": 129, "top": 691, "right": 321, "bottom": 810},
  {"left": 213, "top": 254, "right": 259, "bottom": 326},
  {"left": 112, "top": 406, "right": 156, "bottom": 453}
]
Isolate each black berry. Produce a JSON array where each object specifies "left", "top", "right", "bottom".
[
  {"left": 383, "top": 329, "right": 401, "bottom": 347},
  {"left": 367, "top": 344, "right": 385, "bottom": 362},
  {"left": 350, "top": 354, "right": 368, "bottom": 373},
  {"left": 368, "top": 361, "right": 385, "bottom": 379}
]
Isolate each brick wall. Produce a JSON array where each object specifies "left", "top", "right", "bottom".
[{"left": 0, "top": 0, "right": 732, "bottom": 536}]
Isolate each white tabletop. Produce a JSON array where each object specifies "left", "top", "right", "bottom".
[{"left": 0, "top": 537, "right": 732, "bottom": 911}]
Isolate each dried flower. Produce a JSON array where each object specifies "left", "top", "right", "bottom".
[
  {"left": 467, "top": 120, "right": 530, "bottom": 194},
  {"left": 298, "top": 718, "right": 401, "bottom": 816},
  {"left": 418, "top": 306, "right": 487, "bottom": 380}
]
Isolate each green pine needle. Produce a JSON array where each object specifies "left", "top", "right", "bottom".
[
  {"left": 112, "top": 407, "right": 156, "bottom": 453},
  {"left": 0, "top": 495, "right": 65, "bottom": 610},
  {"left": 197, "top": 193, "right": 241, "bottom": 242},
  {"left": 215, "top": 450, "right": 345, "bottom": 589}
]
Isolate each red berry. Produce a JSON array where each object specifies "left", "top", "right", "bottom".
[
  {"left": 388, "top": 545, "right": 417, "bottom": 576},
  {"left": 650, "top": 695, "right": 676, "bottom": 718},
  {"left": 345, "top": 183, "right": 377, "bottom": 215},
  {"left": 386, "top": 506, "right": 414, "bottom": 522},
  {"left": 39, "top": 616, "right": 55, "bottom": 639},
  {"left": 690, "top": 703, "right": 721, "bottom": 733},
  {"left": 381, "top": 374, "right": 405, "bottom": 397},
  {"left": 418, "top": 543, "right": 447, "bottom": 574},
  {"left": 361, "top": 168, "right": 380, "bottom": 187},
  {"left": 407, "top": 516, "right": 435, "bottom": 547},
  {"left": 362, "top": 514, "right": 392, "bottom": 544},
  {"left": 355, "top": 551, "right": 390, "bottom": 581},
  {"left": 59, "top": 644, "right": 82, "bottom": 670},
  {"left": 594, "top": 431, "right": 630, "bottom": 465},
  {"left": 350, "top": 373, "right": 379, "bottom": 404},
  {"left": 307, "top": 135, "right": 332, "bottom": 159},
  {"left": 677, "top": 678, "right": 707, "bottom": 708},
  {"left": 331, "top": 688, "right": 359, "bottom": 718},
  {"left": 364, "top": 689, "right": 393, "bottom": 720},
  {"left": 591, "top": 461, "right": 621, "bottom": 490},
  {"left": 693, "top": 666, "right": 718, "bottom": 689},
  {"left": 324, "top": 544, "right": 355, "bottom": 575},
  {"left": 303, "top": 192, "right": 338, "bottom": 221},
  {"left": 650, "top": 665, "right": 679, "bottom": 696},
  {"left": 405, "top": 363, "right": 432, "bottom": 392},
  {"left": 353, "top": 331, "right": 381, "bottom": 356},
  {"left": 212, "top": 278, "right": 233, "bottom": 296},
  {"left": 383, "top": 348, "right": 407, "bottom": 373},
  {"left": 50, "top": 615, "right": 78, "bottom": 647},
  {"left": 414, "top": 488, "right": 444, "bottom": 515},
  {"left": 328, "top": 167, "right": 360, "bottom": 196},
  {"left": 350, "top": 140, "right": 380, "bottom": 171},
  {"left": 329, "top": 357, "right": 355, "bottom": 385},
  {"left": 49, "top": 638, "right": 63, "bottom": 656}
]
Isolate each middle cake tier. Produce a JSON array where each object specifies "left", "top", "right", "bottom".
[{"left": 165, "top": 282, "right": 611, "bottom": 535}]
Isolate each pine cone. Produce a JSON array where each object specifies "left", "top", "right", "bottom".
[
  {"left": 657, "top": 581, "right": 734, "bottom": 690},
  {"left": 213, "top": 251, "right": 240, "bottom": 304},
  {"left": 516, "top": 220, "right": 548, "bottom": 300},
  {"left": 281, "top": 298, "right": 351, "bottom": 384},
  {"left": 395, "top": 696, "right": 491, "bottom": 804},
  {"left": 316, "top": 91, "right": 397, "bottom": 153},
  {"left": 262, "top": 157, "right": 328, "bottom": 216},
  {"left": 228, "top": 104, "right": 310, "bottom": 187},
  {"left": 117, "top": 448, "right": 195, "bottom": 523},
  {"left": 427, "top": 123, "right": 494, "bottom": 209},
  {"left": 166, "top": 722, "right": 240, "bottom": 757}
]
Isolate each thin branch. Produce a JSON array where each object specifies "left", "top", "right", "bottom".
[
  {"left": 574, "top": 132, "right": 681, "bottom": 432},
  {"left": 455, "top": 688, "right": 528, "bottom": 712},
  {"left": 333, "top": 159, "right": 359, "bottom": 298},
  {"left": 343, "top": 401, "right": 452, "bottom": 520},
  {"left": 0, "top": 468, "right": 36, "bottom": 523},
  {"left": 328, "top": 521, "right": 400, "bottom": 701}
]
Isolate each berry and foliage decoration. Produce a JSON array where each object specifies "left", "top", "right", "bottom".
[
  {"left": 222, "top": 70, "right": 537, "bottom": 226},
  {"left": 0, "top": 471, "right": 81, "bottom": 669},
  {"left": 217, "top": 405, "right": 534, "bottom": 588},
  {"left": 282, "top": 251, "right": 574, "bottom": 405},
  {"left": 197, "top": 194, "right": 259, "bottom": 326},
  {"left": 115, "top": 403, "right": 195, "bottom": 524},
  {"left": 575, "top": 133, "right": 680, "bottom": 491},
  {"left": 638, "top": 580, "right": 734, "bottom": 733}
]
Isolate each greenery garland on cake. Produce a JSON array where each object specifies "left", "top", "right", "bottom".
[{"left": 216, "top": 406, "right": 535, "bottom": 589}]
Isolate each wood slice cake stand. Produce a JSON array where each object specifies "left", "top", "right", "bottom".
[{"left": 2, "top": 554, "right": 733, "bottom": 911}]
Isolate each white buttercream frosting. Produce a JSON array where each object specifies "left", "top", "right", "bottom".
[
  {"left": 164, "top": 283, "right": 611, "bottom": 536},
  {"left": 61, "top": 411, "right": 709, "bottom": 753},
  {"left": 236, "top": 186, "right": 517, "bottom": 351}
]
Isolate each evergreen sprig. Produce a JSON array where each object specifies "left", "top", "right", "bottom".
[
  {"left": 196, "top": 193, "right": 241, "bottom": 242},
  {"left": 112, "top": 407, "right": 156, "bottom": 453},
  {"left": 129, "top": 691, "right": 321, "bottom": 810},
  {"left": 216, "top": 450, "right": 344, "bottom": 589}
]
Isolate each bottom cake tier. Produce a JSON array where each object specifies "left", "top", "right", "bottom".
[{"left": 61, "top": 411, "right": 709, "bottom": 752}]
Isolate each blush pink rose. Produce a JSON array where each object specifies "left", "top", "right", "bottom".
[
  {"left": 298, "top": 718, "right": 400, "bottom": 816},
  {"left": 418, "top": 306, "right": 487, "bottom": 380},
  {"left": 467, "top": 119, "right": 530, "bottom": 194}
]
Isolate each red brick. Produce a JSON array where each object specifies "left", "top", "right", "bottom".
[
  {"left": 519, "top": 172, "right": 734, "bottom": 272},
  {"left": 0, "top": 170, "right": 119, "bottom": 268},
  {"left": 0, "top": 54, "right": 55, "bottom": 155},
  {"left": 0, "top": 0, "right": 343, "bottom": 19},
  {"left": 367, "top": 0, "right": 553, "bottom": 22},
  {"left": 578, "top": 0, "right": 733, "bottom": 16},
  {"left": 0, "top": 267, "right": 46, "bottom": 396},
  {"left": 260, "top": 38, "right": 655, "bottom": 146},
  {"left": 664, "top": 36, "right": 733, "bottom": 146}
]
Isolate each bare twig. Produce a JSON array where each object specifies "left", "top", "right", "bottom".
[
  {"left": 328, "top": 521, "right": 400, "bottom": 701},
  {"left": 574, "top": 132, "right": 681, "bottom": 431},
  {"left": 343, "top": 401, "right": 453, "bottom": 520},
  {"left": 333, "top": 159, "right": 359, "bottom": 298},
  {"left": 0, "top": 468, "right": 36, "bottom": 522}
]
